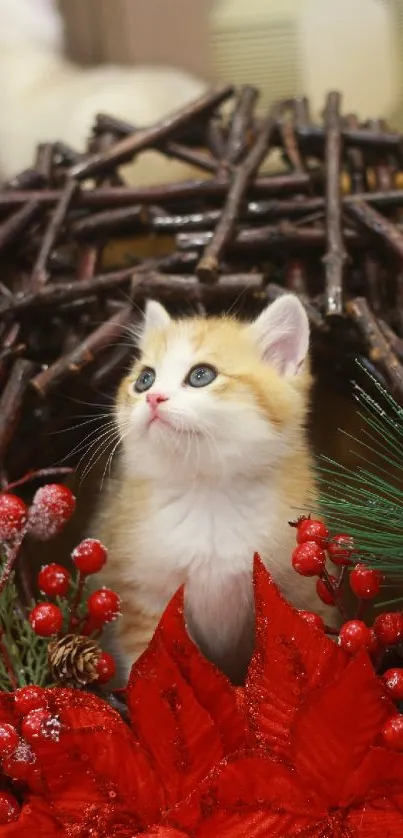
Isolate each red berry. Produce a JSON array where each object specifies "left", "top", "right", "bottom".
[
  {"left": 339, "top": 620, "right": 372, "bottom": 654},
  {"left": 87, "top": 589, "right": 121, "bottom": 624},
  {"left": 297, "top": 518, "right": 329, "bottom": 547},
  {"left": 0, "top": 791, "right": 20, "bottom": 824},
  {"left": 0, "top": 723, "right": 18, "bottom": 756},
  {"left": 298, "top": 610, "right": 325, "bottom": 631},
  {"left": 316, "top": 576, "right": 337, "bottom": 606},
  {"left": 383, "top": 669, "right": 403, "bottom": 702},
  {"left": 21, "top": 709, "right": 53, "bottom": 744},
  {"left": 292, "top": 542, "right": 326, "bottom": 577},
  {"left": 38, "top": 563, "right": 70, "bottom": 598},
  {"left": 28, "top": 483, "right": 76, "bottom": 541},
  {"left": 96, "top": 652, "right": 116, "bottom": 684},
  {"left": 374, "top": 612, "right": 403, "bottom": 646},
  {"left": 382, "top": 715, "right": 403, "bottom": 751},
  {"left": 29, "top": 603, "right": 63, "bottom": 637},
  {"left": 328, "top": 534, "right": 354, "bottom": 566},
  {"left": 72, "top": 539, "right": 108, "bottom": 575},
  {"left": 349, "top": 564, "right": 382, "bottom": 600},
  {"left": 14, "top": 686, "right": 48, "bottom": 716},
  {"left": 2, "top": 741, "right": 36, "bottom": 781},
  {"left": 0, "top": 493, "right": 27, "bottom": 542}
]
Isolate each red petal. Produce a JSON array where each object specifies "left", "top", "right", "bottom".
[
  {"left": 30, "top": 689, "right": 161, "bottom": 831},
  {"left": 347, "top": 796, "right": 403, "bottom": 837},
  {"left": 128, "top": 629, "right": 228, "bottom": 809},
  {"left": 0, "top": 797, "right": 63, "bottom": 838},
  {"left": 166, "top": 754, "right": 324, "bottom": 837},
  {"left": 140, "top": 829, "right": 188, "bottom": 837},
  {"left": 292, "top": 653, "right": 394, "bottom": 807},
  {"left": 341, "top": 747, "right": 403, "bottom": 807},
  {"left": 135, "top": 588, "right": 245, "bottom": 754},
  {"left": 246, "top": 555, "right": 348, "bottom": 758}
]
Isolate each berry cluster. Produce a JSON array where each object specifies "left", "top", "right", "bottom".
[
  {"left": 0, "top": 480, "right": 119, "bottom": 690},
  {"left": 291, "top": 515, "right": 403, "bottom": 663},
  {"left": 0, "top": 687, "right": 59, "bottom": 823},
  {"left": 291, "top": 515, "right": 403, "bottom": 750}
]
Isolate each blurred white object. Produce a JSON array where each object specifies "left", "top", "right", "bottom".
[
  {"left": 211, "top": 0, "right": 400, "bottom": 123},
  {"left": 0, "top": 0, "right": 206, "bottom": 183}
]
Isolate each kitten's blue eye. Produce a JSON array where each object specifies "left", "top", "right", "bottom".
[
  {"left": 186, "top": 365, "right": 217, "bottom": 388},
  {"left": 134, "top": 367, "right": 156, "bottom": 393}
]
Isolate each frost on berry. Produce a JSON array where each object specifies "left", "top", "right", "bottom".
[
  {"left": 28, "top": 484, "right": 76, "bottom": 541},
  {"left": 0, "top": 493, "right": 27, "bottom": 542}
]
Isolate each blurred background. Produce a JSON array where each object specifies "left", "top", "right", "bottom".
[{"left": 1, "top": 0, "right": 402, "bottom": 183}]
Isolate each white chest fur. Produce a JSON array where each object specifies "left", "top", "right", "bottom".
[{"left": 125, "top": 477, "right": 295, "bottom": 674}]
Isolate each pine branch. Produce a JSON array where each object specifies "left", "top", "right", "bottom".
[{"left": 317, "top": 365, "right": 403, "bottom": 578}]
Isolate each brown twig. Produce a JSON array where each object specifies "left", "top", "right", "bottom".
[
  {"left": 323, "top": 92, "right": 346, "bottom": 315},
  {"left": 0, "top": 172, "right": 311, "bottom": 211},
  {"left": 70, "top": 86, "right": 234, "bottom": 180},
  {"left": 279, "top": 108, "right": 305, "bottom": 172},
  {"left": 31, "top": 306, "right": 133, "bottom": 396},
  {"left": 0, "top": 360, "right": 36, "bottom": 462},
  {"left": 4, "top": 467, "right": 74, "bottom": 492},
  {"left": 196, "top": 101, "right": 284, "bottom": 281},
  {"left": 178, "top": 223, "right": 360, "bottom": 253},
  {"left": 0, "top": 201, "right": 41, "bottom": 253},
  {"left": 72, "top": 205, "right": 148, "bottom": 240},
  {"left": 0, "top": 267, "right": 137, "bottom": 317},
  {"left": 345, "top": 201, "right": 403, "bottom": 261},
  {"left": 31, "top": 179, "right": 77, "bottom": 287},
  {"left": 346, "top": 297, "right": 403, "bottom": 398},
  {"left": 219, "top": 85, "right": 259, "bottom": 173},
  {"left": 95, "top": 112, "right": 219, "bottom": 175}
]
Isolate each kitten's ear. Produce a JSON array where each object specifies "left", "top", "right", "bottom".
[
  {"left": 142, "top": 300, "right": 171, "bottom": 335},
  {"left": 248, "top": 295, "right": 309, "bottom": 376}
]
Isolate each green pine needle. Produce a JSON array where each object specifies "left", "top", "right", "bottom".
[
  {"left": 0, "top": 574, "right": 51, "bottom": 690},
  {"left": 317, "top": 364, "right": 403, "bottom": 579}
]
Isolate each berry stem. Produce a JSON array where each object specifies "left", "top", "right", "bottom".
[
  {"left": 336, "top": 566, "right": 347, "bottom": 591},
  {"left": 324, "top": 625, "right": 339, "bottom": 636},
  {"left": 355, "top": 598, "right": 365, "bottom": 620},
  {"left": 68, "top": 573, "right": 85, "bottom": 633},
  {"left": 3, "top": 467, "right": 74, "bottom": 493},
  {"left": 322, "top": 567, "right": 348, "bottom": 621},
  {"left": 0, "top": 625, "right": 18, "bottom": 690},
  {"left": 0, "top": 528, "right": 27, "bottom": 597}
]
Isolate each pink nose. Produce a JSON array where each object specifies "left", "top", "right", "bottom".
[{"left": 146, "top": 392, "right": 169, "bottom": 411}]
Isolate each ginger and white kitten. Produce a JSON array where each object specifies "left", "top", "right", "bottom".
[{"left": 95, "top": 296, "right": 325, "bottom": 683}]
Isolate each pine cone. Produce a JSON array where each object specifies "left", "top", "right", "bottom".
[{"left": 48, "top": 634, "right": 101, "bottom": 686}]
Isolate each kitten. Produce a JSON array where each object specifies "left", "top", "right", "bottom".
[{"left": 94, "top": 295, "right": 327, "bottom": 683}]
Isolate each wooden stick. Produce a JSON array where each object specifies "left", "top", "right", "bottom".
[
  {"left": 196, "top": 101, "right": 284, "bottom": 281},
  {"left": 0, "top": 172, "right": 311, "bottom": 210},
  {"left": 70, "top": 86, "right": 234, "bottom": 180},
  {"left": 345, "top": 201, "right": 403, "bottom": 261},
  {"left": 94, "top": 113, "right": 219, "bottom": 174},
  {"left": 31, "top": 179, "right": 77, "bottom": 287},
  {"left": 31, "top": 306, "right": 133, "bottom": 396},
  {"left": 323, "top": 92, "right": 346, "bottom": 315},
  {"left": 0, "top": 360, "right": 36, "bottom": 461},
  {"left": 0, "top": 267, "right": 137, "bottom": 317},
  {"left": 178, "top": 223, "right": 360, "bottom": 253},
  {"left": 279, "top": 108, "right": 305, "bottom": 172},
  {"left": 346, "top": 297, "right": 403, "bottom": 398},
  {"left": 219, "top": 85, "right": 258, "bottom": 172},
  {"left": 0, "top": 201, "right": 41, "bottom": 253}
]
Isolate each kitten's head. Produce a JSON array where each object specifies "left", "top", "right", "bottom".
[{"left": 116, "top": 296, "right": 311, "bottom": 481}]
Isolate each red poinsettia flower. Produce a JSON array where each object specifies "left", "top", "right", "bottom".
[{"left": 1, "top": 556, "right": 403, "bottom": 837}]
